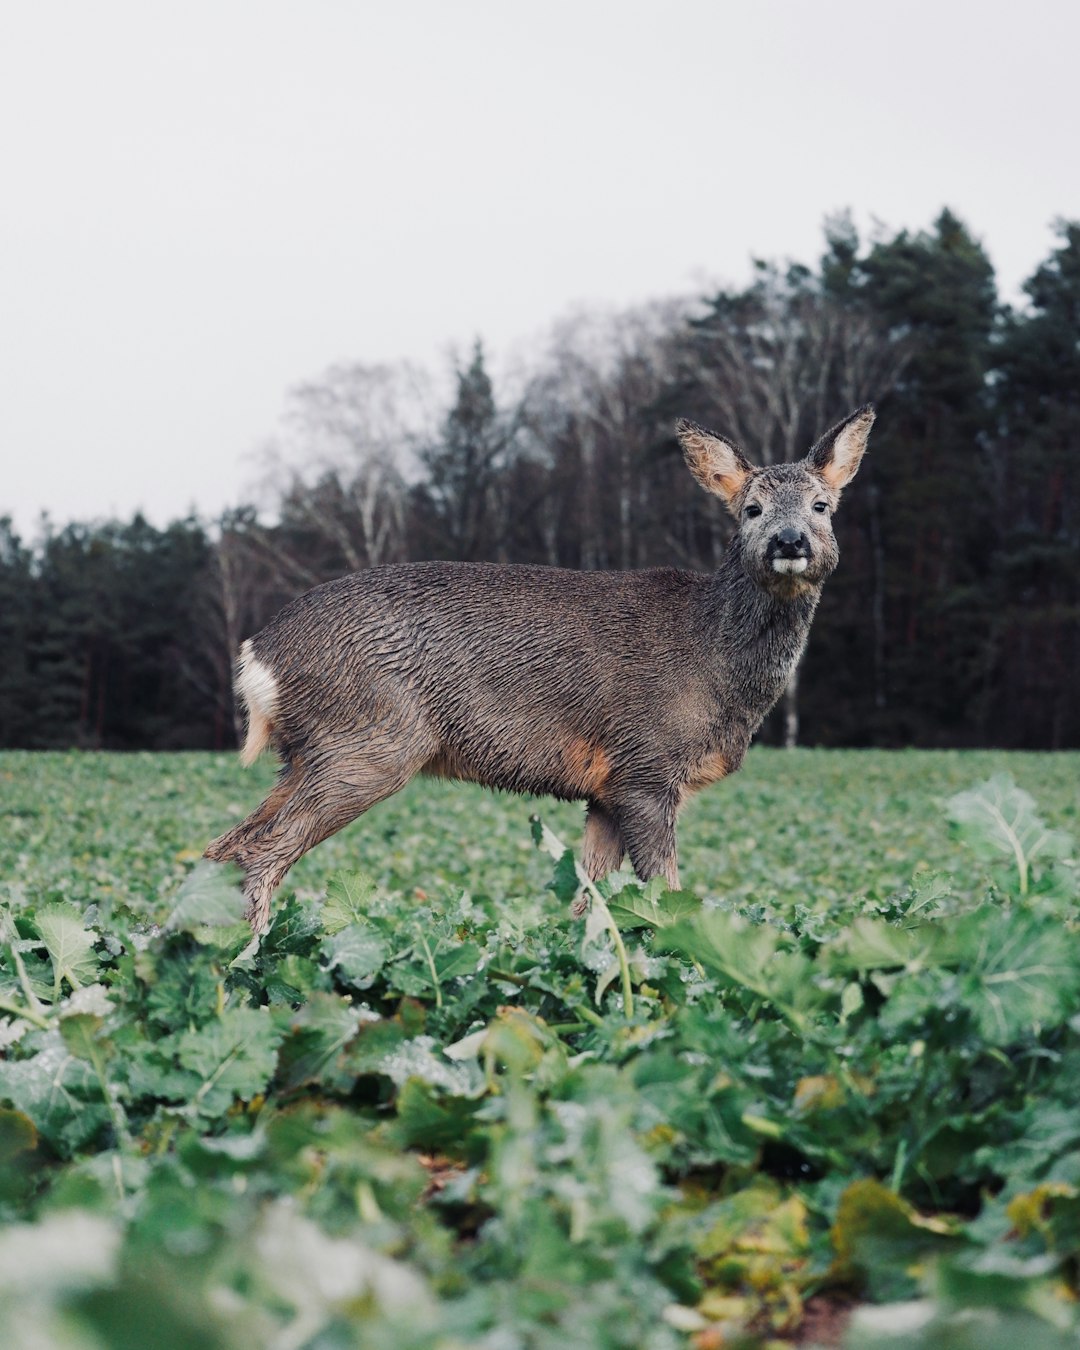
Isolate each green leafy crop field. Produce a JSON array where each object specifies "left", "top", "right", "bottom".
[{"left": 1, "top": 748, "right": 1079, "bottom": 1348}]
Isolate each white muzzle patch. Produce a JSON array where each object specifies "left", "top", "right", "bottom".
[{"left": 772, "top": 557, "right": 809, "bottom": 575}]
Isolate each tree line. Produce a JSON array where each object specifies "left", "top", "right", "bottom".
[{"left": 3, "top": 209, "right": 1078, "bottom": 752}]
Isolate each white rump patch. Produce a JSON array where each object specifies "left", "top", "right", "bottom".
[
  {"left": 772, "top": 557, "right": 809, "bottom": 575},
  {"left": 236, "top": 640, "right": 280, "bottom": 765},
  {"left": 237, "top": 641, "right": 279, "bottom": 720}
]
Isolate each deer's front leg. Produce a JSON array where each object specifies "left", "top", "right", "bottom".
[{"left": 617, "top": 791, "right": 680, "bottom": 891}]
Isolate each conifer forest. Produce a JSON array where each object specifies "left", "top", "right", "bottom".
[{"left": 2, "top": 210, "right": 1078, "bottom": 752}]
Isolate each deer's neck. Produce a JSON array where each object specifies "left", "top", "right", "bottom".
[{"left": 702, "top": 539, "right": 821, "bottom": 730}]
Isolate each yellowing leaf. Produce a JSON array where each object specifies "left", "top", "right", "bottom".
[
  {"left": 1007, "top": 1183, "right": 1079, "bottom": 1240},
  {"left": 0, "top": 1109, "right": 37, "bottom": 1163},
  {"left": 831, "top": 1178, "right": 962, "bottom": 1301},
  {"left": 793, "top": 1075, "right": 844, "bottom": 1113}
]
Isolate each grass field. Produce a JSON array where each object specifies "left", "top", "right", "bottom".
[{"left": 1, "top": 748, "right": 1080, "bottom": 1348}]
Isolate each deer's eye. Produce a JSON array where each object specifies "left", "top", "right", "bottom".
[
  {"left": 813, "top": 501, "right": 829, "bottom": 514},
  {"left": 745, "top": 503, "right": 763, "bottom": 518}
]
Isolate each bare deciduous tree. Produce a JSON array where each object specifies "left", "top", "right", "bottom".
[
  {"left": 525, "top": 302, "right": 689, "bottom": 571},
  {"left": 259, "top": 361, "right": 429, "bottom": 577}
]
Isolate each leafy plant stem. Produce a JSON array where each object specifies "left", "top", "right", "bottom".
[
  {"left": 84, "top": 1038, "right": 128, "bottom": 1197},
  {"left": 0, "top": 994, "right": 49, "bottom": 1029},
  {"left": 601, "top": 906, "right": 634, "bottom": 1016},
  {"left": 532, "top": 820, "right": 634, "bottom": 1017},
  {"left": 890, "top": 1137, "right": 908, "bottom": 1193},
  {"left": 417, "top": 928, "right": 443, "bottom": 1009},
  {"left": 12, "top": 946, "right": 46, "bottom": 1016},
  {"left": 487, "top": 968, "right": 530, "bottom": 988},
  {"left": 111, "top": 1153, "right": 124, "bottom": 1204},
  {"left": 90, "top": 1042, "right": 127, "bottom": 1137}
]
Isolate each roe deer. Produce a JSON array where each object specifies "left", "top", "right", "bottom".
[{"left": 206, "top": 405, "right": 875, "bottom": 931}]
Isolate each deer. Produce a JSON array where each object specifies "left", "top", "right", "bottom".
[{"left": 205, "top": 405, "right": 875, "bottom": 932}]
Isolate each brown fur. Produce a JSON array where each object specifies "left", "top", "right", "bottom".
[
  {"left": 239, "top": 707, "right": 273, "bottom": 768},
  {"left": 682, "top": 749, "right": 730, "bottom": 798},
  {"left": 562, "top": 739, "right": 612, "bottom": 798},
  {"left": 206, "top": 405, "right": 875, "bottom": 932}
]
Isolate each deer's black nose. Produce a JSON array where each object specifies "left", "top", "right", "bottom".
[{"left": 772, "top": 528, "right": 810, "bottom": 559}]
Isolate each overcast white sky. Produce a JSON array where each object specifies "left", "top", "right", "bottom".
[{"left": 2, "top": 0, "right": 1077, "bottom": 536}]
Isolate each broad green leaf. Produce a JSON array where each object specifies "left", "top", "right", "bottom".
[
  {"left": 830, "top": 916, "right": 946, "bottom": 973},
  {"left": 58, "top": 1013, "right": 109, "bottom": 1064},
  {"left": 840, "top": 981, "right": 865, "bottom": 1022},
  {"left": 607, "top": 882, "right": 703, "bottom": 930},
  {"left": 434, "top": 941, "right": 481, "bottom": 981},
  {"left": 170, "top": 1007, "right": 285, "bottom": 1116},
  {"left": 165, "top": 859, "right": 247, "bottom": 935},
  {"left": 549, "top": 849, "right": 581, "bottom": 908},
  {"left": 390, "top": 1079, "right": 485, "bottom": 1155},
  {"left": 323, "top": 871, "right": 381, "bottom": 934},
  {"left": 0, "top": 939, "right": 53, "bottom": 1010},
  {"left": 323, "top": 922, "right": 387, "bottom": 989},
  {"left": 665, "top": 908, "right": 781, "bottom": 984},
  {"left": 903, "top": 871, "right": 953, "bottom": 918},
  {"left": 948, "top": 774, "right": 1074, "bottom": 895},
  {"left": 261, "top": 894, "right": 325, "bottom": 956},
  {"left": 52, "top": 988, "right": 115, "bottom": 1071},
  {"left": 664, "top": 910, "right": 826, "bottom": 1029},
  {"left": 34, "top": 904, "right": 97, "bottom": 997},
  {"left": 363, "top": 1032, "right": 482, "bottom": 1095},
  {"left": 276, "top": 993, "right": 365, "bottom": 1093},
  {"left": 952, "top": 906, "right": 1080, "bottom": 1043},
  {"left": 0, "top": 1031, "right": 110, "bottom": 1152}
]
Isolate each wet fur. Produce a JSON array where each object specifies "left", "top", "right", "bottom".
[{"left": 206, "top": 406, "right": 874, "bottom": 931}]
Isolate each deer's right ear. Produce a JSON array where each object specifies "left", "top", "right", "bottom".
[{"left": 676, "top": 419, "right": 752, "bottom": 515}]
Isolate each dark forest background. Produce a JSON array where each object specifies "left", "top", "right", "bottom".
[{"left": 3, "top": 210, "right": 1078, "bottom": 752}]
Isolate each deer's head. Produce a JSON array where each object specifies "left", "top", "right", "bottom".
[{"left": 676, "top": 406, "right": 875, "bottom": 596}]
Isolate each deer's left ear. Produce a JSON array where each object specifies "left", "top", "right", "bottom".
[{"left": 806, "top": 405, "right": 875, "bottom": 491}]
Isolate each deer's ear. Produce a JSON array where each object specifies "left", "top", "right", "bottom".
[
  {"left": 806, "top": 405, "right": 875, "bottom": 491},
  {"left": 676, "top": 419, "right": 752, "bottom": 515}
]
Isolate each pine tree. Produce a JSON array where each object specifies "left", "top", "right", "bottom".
[
  {"left": 0, "top": 519, "right": 35, "bottom": 745},
  {"left": 416, "top": 341, "right": 518, "bottom": 560},
  {"left": 856, "top": 209, "right": 999, "bottom": 743},
  {"left": 988, "top": 221, "right": 1080, "bottom": 746}
]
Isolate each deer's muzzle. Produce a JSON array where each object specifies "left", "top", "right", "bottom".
[{"left": 767, "top": 528, "right": 811, "bottom": 574}]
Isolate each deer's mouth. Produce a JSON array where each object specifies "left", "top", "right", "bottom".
[{"left": 771, "top": 557, "right": 809, "bottom": 575}]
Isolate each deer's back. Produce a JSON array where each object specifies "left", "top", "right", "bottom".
[{"left": 250, "top": 561, "right": 718, "bottom": 799}]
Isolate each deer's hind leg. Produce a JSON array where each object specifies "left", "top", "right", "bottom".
[
  {"left": 204, "top": 760, "right": 302, "bottom": 867},
  {"left": 207, "top": 723, "right": 435, "bottom": 932}
]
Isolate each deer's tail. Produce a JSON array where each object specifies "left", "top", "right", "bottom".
[{"left": 235, "top": 639, "right": 279, "bottom": 766}]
